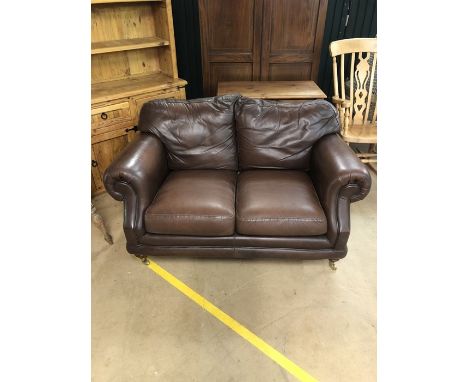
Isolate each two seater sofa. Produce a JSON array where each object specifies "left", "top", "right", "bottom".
[{"left": 104, "top": 95, "right": 371, "bottom": 269}]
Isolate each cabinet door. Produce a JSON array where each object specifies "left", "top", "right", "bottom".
[
  {"left": 198, "top": 0, "right": 264, "bottom": 96},
  {"left": 260, "top": 0, "right": 328, "bottom": 81},
  {"left": 91, "top": 148, "right": 103, "bottom": 193},
  {"left": 91, "top": 171, "right": 97, "bottom": 195},
  {"left": 91, "top": 130, "right": 132, "bottom": 195}
]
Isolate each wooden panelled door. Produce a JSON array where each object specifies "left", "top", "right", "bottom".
[
  {"left": 198, "top": 0, "right": 263, "bottom": 96},
  {"left": 198, "top": 0, "right": 329, "bottom": 96}
]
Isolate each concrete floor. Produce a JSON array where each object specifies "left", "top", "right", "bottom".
[{"left": 92, "top": 172, "right": 376, "bottom": 382}]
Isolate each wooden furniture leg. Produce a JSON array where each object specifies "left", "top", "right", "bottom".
[
  {"left": 367, "top": 144, "right": 377, "bottom": 173},
  {"left": 91, "top": 203, "right": 113, "bottom": 245}
]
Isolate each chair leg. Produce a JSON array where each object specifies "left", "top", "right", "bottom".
[
  {"left": 367, "top": 162, "right": 377, "bottom": 174},
  {"left": 329, "top": 259, "right": 339, "bottom": 271},
  {"left": 91, "top": 203, "right": 113, "bottom": 245}
]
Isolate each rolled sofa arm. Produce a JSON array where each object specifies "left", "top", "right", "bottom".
[
  {"left": 310, "top": 133, "right": 371, "bottom": 205},
  {"left": 103, "top": 133, "right": 168, "bottom": 244},
  {"left": 309, "top": 133, "right": 371, "bottom": 250}
]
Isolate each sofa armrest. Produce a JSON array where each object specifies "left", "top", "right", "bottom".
[
  {"left": 309, "top": 133, "right": 371, "bottom": 249},
  {"left": 103, "top": 133, "right": 168, "bottom": 243}
]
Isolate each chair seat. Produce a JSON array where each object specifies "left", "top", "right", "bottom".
[
  {"left": 342, "top": 123, "right": 377, "bottom": 144},
  {"left": 236, "top": 170, "right": 327, "bottom": 236},
  {"left": 145, "top": 170, "right": 236, "bottom": 236}
]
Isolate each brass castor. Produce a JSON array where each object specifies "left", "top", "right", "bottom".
[
  {"left": 135, "top": 255, "right": 150, "bottom": 265},
  {"left": 329, "top": 259, "right": 339, "bottom": 271}
]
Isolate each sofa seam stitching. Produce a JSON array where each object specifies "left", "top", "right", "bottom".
[
  {"left": 146, "top": 213, "right": 234, "bottom": 219},
  {"left": 237, "top": 216, "right": 325, "bottom": 222}
]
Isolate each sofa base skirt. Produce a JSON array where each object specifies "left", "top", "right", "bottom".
[
  {"left": 138, "top": 233, "right": 332, "bottom": 249},
  {"left": 127, "top": 243, "right": 347, "bottom": 260}
]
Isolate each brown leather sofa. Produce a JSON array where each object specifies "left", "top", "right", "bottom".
[{"left": 104, "top": 95, "right": 371, "bottom": 269}]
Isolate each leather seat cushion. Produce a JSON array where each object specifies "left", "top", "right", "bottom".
[
  {"left": 138, "top": 95, "right": 239, "bottom": 170},
  {"left": 145, "top": 170, "right": 236, "bottom": 236},
  {"left": 236, "top": 170, "right": 327, "bottom": 236}
]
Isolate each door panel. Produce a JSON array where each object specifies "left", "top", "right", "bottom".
[
  {"left": 269, "top": 63, "right": 312, "bottom": 80},
  {"left": 92, "top": 173, "right": 97, "bottom": 195},
  {"left": 199, "top": 0, "right": 263, "bottom": 96},
  {"left": 261, "top": 0, "right": 328, "bottom": 81},
  {"left": 206, "top": 0, "right": 254, "bottom": 51},
  {"left": 269, "top": 0, "right": 318, "bottom": 51},
  {"left": 209, "top": 63, "right": 253, "bottom": 96},
  {"left": 91, "top": 148, "right": 104, "bottom": 193},
  {"left": 92, "top": 133, "right": 130, "bottom": 194}
]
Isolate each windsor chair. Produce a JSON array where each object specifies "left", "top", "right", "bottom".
[{"left": 330, "top": 38, "right": 377, "bottom": 164}]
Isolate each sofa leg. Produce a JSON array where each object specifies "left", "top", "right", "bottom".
[
  {"left": 135, "top": 254, "right": 150, "bottom": 265},
  {"left": 329, "top": 259, "right": 339, "bottom": 271}
]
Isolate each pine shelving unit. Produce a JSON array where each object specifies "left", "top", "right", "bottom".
[{"left": 91, "top": 0, "right": 187, "bottom": 195}]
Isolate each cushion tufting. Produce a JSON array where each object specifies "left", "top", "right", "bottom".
[
  {"left": 235, "top": 97, "right": 340, "bottom": 170},
  {"left": 138, "top": 94, "right": 239, "bottom": 170}
]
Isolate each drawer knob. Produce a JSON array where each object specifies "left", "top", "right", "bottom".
[
  {"left": 100, "top": 112, "right": 108, "bottom": 120},
  {"left": 125, "top": 126, "right": 138, "bottom": 133},
  {"left": 92, "top": 160, "right": 98, "bottom": 167}
]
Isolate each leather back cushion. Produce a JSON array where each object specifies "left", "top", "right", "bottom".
[
  {"left": 138, "top": 95, "right": 239, "bottom": 170},
  {"left": 235, "top": 97, "right": 340, "bottom": 170}
]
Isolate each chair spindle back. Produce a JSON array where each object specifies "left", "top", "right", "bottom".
[{"left": 330, "top": 38, "right": 377, "bottom": 129}]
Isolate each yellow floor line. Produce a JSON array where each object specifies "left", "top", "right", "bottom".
[{"left": 146, "top": 259, "right": 319, "bottom": 382}]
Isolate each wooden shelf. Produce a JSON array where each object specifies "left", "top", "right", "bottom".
[
  {"left": 91, "top": 36, "right": 169, "bottom": 54},
  {"left": 91, "top": 0, "right": 162, "bottom": 4},
  {"left": 92, "top": 72, "right": 187, "bottom": 104}
]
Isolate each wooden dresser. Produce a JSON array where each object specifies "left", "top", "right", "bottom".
[{"left": 91, "top": 0, "right": 187, "bottom": 195}]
